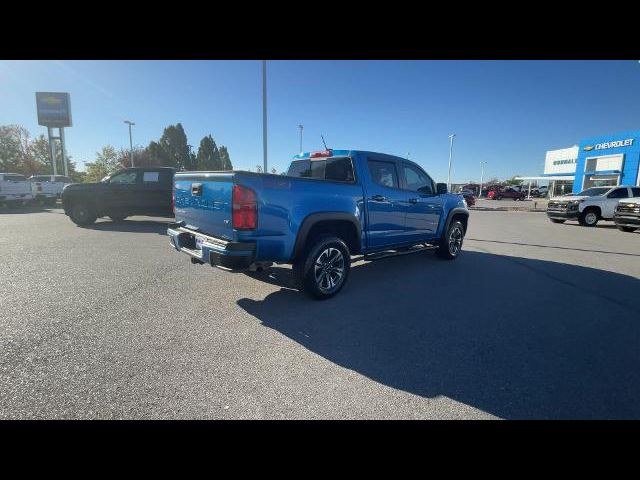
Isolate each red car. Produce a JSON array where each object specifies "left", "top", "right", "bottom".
[{"left": 487, "top": 187, "right": 525, "bottom": 201}]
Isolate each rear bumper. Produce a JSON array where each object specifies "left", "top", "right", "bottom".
[
  {"left": 167, "top": 222, "right": 256, "bottom": 270},
  {"left": 614, "top": 214, "right": 640, "bottom": 228},
  {"left": 547, "top": 210, "right": 578, "bottom": 219}
]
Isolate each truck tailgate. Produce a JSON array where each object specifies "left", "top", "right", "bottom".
[{"left": 174, "top": 172, "right": 235, "bottom": 241}]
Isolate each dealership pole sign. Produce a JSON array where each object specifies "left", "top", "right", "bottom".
[
  {"left": 36, "top": 92, "right": 72, "bottom": 127},
  {"left": 36, "top": 92, "right": 72, "bottom": 177}
]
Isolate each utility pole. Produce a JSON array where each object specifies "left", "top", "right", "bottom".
[
  {"left": 262, "top": 60, "right": 268, "bottom": 173},
  {"left": 298, "top": 124, "right": 304, "bottom": 153},
  {"left": 124, "top": 120, "right": 135, "bottom": 167},
  {"left": 479, "top": 161, "right": 487, "bottom": 197},
  {"left": 447, "top": 134, "right": 456, "bottom": 192},
  {"left": 47, "top": 127, "right": 57, "bottom": 176}
]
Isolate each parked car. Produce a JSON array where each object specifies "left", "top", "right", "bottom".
[
  {"left": 30, "top": 175, "right": 73, "bottom": 205},
  {"left": 458, "top": 190, "right": 476, "bottom": 207},
  {"left": 0, "top": 173, "right": 33, "bottom": 207},
  {"left": 487, "top": 187, "right": 526, "bottom": 201},
  {"left": 613, "top": 191, "right": 640, "bottom": 232},
  {"left": 61, "top": 167, "right": 176, "bottom": 226},
  {"left": 168, "top": 149, "right": 469, "bottom": 299},
  {"left": 547, "top": 185, "right": 640, "bottom": 226}
]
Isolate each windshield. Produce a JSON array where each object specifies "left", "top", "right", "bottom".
[{"left": 576, "top": 187, "right": 610, "bottom": 197}]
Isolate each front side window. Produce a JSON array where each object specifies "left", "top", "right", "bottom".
[
  {"left": 368, "top": 160, "right": 398, "bottom": 189},
  {"left": 608, "top": 188, "right": 629, "bottom": 199},
  {"left": 5, "top": 175, "right": 27, "bottom": 182},
  {"left": 401, "top": 164, "right": 433, "bottom": 194},
  {"left": 109, "top": 171, "right": 138, "bottom": 185},
  {"left": 631, "top": 187, "right": 640, "bottom": 197}
]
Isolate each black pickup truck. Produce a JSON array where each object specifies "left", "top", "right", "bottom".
[{"left": 62, "top": 167, "right": 175, "bottom": 226}]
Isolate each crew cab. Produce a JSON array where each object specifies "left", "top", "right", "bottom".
[
  {"left": 62, "top": 167, "right": 175, "bottom": 226},
  {"left": 614, "top": 192, "right": 640, "bottom": 232},
  {"left": 30, "top": 175, "right": 73, "bottom": 205},
  {"left": 547, "top": 185, "right": 640, "bottom": 227},
  {"left": 0, "top": 173, "right": 33, "bottom": 207},
  {"left": 168, "top": 150, "right": 469, "bottom": 299}
]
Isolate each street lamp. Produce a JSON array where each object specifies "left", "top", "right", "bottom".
[
  {"left": 124, "top": 120, "right": 135, "bottom": 167},
  {"left": 479, "top": 161, "right": 487, "bottom": 198},
  {"left": 298, "top": 124, "right": 304, "bottom": 153},
  {"left": 447, "top": 134, "right": 456, "bottom": 191}
]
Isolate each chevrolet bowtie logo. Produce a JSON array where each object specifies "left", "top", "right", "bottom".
[
  {"left": 41, "top": 96, "right": 63, "bottom": 105},
  {"left": 583, "top": 145, "right": 594, "bottom": 151}
]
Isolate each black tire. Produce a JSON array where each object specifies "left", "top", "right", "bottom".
[
  {"left": 70, "top": 203, "right": 97, "bottom": 226},
  {"left": 496, "top": 195, "right": 502, "bottom": 200},
  {"left": 292, "top": 235, "right": 351, "bottom": 300},
  {"left": 617, "top": 225, "right": 637, "bottom": 232},
  {"left": 578, "top": 209, "right": 599, "bottom": 227},
  {"left": 109, "top": 215, "right": 127, "bottom": 222},
  {"left": 436, "top": 220, "right": 465, "bottom": 260},
  {"left": 550, "top": 219, "right": 566, "bottom": 224}
]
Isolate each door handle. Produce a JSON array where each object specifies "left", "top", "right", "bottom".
[
  {"left": 371, "top": 195, "right": 387, "bottom": 202},
  {"left": 408, "top": 198, "right": 418, "bottom": 204}
]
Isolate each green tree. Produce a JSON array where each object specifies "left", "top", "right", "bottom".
[
  {"left": 84, "top": 145, "right": 120, "bottom": 182},
  {"left": 159, "top": 123, "right": 192, "bottom": 170},
  {"left": 218, "top": 145, "right": 232, "bottom": 170},
  {"left": 196, "top": 135, "right": 221, "bottom": 170},
  {"left": 504, "top": 176, "right": 523, "bottom": 186}
]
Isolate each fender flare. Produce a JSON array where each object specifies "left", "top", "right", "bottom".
[
  {"left": 290, "top": 212, "right": 362, "bottom": 262},
  {"left": 442, "top": 207, "right": 469, "bottom": 237}
]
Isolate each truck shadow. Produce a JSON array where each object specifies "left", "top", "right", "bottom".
[
  {"left": 87, "top": 218, "right": 172, "bottom": 235},
  {"left": 238, "top": 250, "right": 640, "bottom": 419}
]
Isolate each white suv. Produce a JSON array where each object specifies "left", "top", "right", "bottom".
[
  {"left": 30, "top": 175, "right": 73, "bottom": 205},
  {"left": 547, "top": 185, "right": 640, "bottom": 227}
]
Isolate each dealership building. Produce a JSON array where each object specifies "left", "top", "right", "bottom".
[{"left": 520, "top": 130, "right": 640, "bottom": 197}]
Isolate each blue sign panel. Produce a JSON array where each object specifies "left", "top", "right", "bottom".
[{"left": 36, "top": 92, "right": 72, "bottom": 127}]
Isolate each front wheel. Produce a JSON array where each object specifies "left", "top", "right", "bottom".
[
  {"left": 578, "top": 210, "right": 599, "bottom": 227},
  {"left": 293, "top": 235, "right": 351, "bottom": 300},
  {"left": 436, "top": 220, "right": 465, "bottom": 260},
  {"left": 617, "top": 225, "right": 637, "bottom": 232},
  {"left": 70, "top": 203, "right": 97, "bottom": 226}
]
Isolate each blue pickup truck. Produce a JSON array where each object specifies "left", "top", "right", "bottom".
[{"left": 168, "top": 149, "right": 469, "bottom": 299}]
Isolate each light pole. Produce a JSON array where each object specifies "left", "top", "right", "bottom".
[
  {"left": 447, "top": 133, "right": 456, "bottom": 191},
  {"left": 262, "top": 60, "right": 268, "bottom": 173},
  {"left": 298, "top": 124, "right": 304, "bottom": 153},
  {"left": 187, "top": 144, "right": 193, "bottom": 170},
  {"left": 479, "top": 161, "right": 487, "bottom": 198},
  {"left": 124, "top": 120, "right": 135, "bottom": 167}
]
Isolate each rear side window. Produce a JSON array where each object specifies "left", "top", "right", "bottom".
[
  {"left": 55, "top": 176, "right": 72, "bottom": 183},
  {"left": 287, "top": 157, "right": 354, "bottom": 183},
  {"left": 368, "top": 160, "right": 399, "bottom": 189},
  {"left": 632, "top": 187, "right": 640, "bottom": 197},
  {"left": 143, "top": 171, "right": 160, "bottom": 183}
]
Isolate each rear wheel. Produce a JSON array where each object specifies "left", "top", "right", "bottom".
[
  {"left": 436, "top": 220, "right": 465, "bottom": 260},
  {"left": 293, "top": 235, "right": 351, "bottom": 300},
  {"left": 617, "top": 225, "right": 637, "bottom": 232},
  {"left": 70, "top": 203, "right": 97, "bottom": 226},
  {"left": 550, "top": 219, "right": 565, "bottom": 224},
  {"left": 578, "top": 209, "right": 599, "bottom": 227}
]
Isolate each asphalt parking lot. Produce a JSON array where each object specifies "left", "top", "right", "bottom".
[{"left": 1, "top": 206, "right": 639, "bottom": 419}]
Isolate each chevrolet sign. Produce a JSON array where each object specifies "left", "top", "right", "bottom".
[
  {"left": 36, "top": 92, "right": 72, "bottom": 127},
  {"left": 583, "top": 138, "right": 634, "bottom": 152}
]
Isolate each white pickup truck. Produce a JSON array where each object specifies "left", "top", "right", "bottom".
[
  {"left": 0, "top": 173, "right": 33, "bottom": 207},
  {"left": 30, "top": 175, "right": 73, "bottom": 205},
  {"left": 547, "top": 185, "right": 640, "bottom": 227}
]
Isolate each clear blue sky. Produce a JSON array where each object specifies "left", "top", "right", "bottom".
[{"left": 2, "top": 60, "right": 640, "bottom": 183}]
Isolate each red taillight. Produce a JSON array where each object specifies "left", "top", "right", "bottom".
[
  {"left": 232, "top": 184, "right": 257, "bottom": 230},
  {"left": 310, "top": 149, "right": 333, "bottom": 158}
]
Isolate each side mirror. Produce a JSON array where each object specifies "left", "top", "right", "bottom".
[{"left": 436, "top": 183, "right": 448, "bottom": 195}]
